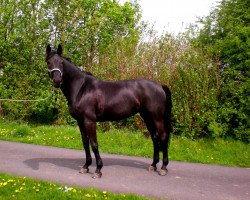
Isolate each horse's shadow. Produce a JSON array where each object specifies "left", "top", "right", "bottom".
[{"left": 24, "top": 156, "right": 150, "bottom": 172}]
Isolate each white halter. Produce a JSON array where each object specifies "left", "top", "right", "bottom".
[{"left": 48, "top": 68, "right": 62, "bottom": 77}]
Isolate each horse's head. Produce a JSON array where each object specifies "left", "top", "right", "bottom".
[{"left": 46, "top": 44, "right": 64, "bottom": 88}]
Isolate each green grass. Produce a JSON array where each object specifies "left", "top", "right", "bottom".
[
  {"left": 0, "top": 173, "right": 151, "bottom": 200},
  {"left": 0, "top": 120, "right": 249, "bottom": 167}
]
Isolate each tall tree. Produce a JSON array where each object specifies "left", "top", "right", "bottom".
[{"left": 194, "top": 0, "right": 249, "bottom": 141}]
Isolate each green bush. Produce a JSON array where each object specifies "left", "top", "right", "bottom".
[
  {"left": 191, "top": 0, "right": 249, "bottom": 142},
  {"left": 11, "top": 124, "right": 31, "bottom": 137}
]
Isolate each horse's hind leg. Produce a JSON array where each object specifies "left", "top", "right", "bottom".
[
  {"left": 150, "top": 134, "right": 160, "bottom": 172},
  {"left": 154, "top": 120, "right": 170, "bottom": 176},
  {"left": 140, "top": 112, "right": 159, "bottom": 171}
]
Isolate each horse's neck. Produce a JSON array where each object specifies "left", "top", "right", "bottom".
[
  {"left": 63, "top": 60, "right": 83, "bottom": 80},
  {"left": 60, "top": 61, "right": 85, "bottom": 105}
]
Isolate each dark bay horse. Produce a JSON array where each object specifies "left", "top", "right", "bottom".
[{"left": 46, "top": 44, "right": 172, "bottom": 178}]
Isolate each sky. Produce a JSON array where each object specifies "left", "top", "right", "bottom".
[{"left": 120, "top": 0, "right": 220, "bottom": 34}]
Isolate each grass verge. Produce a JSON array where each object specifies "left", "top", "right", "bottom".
[
  {"left": 0, "top": 120, "right": 249, "bottom": 167},
  {"left": 0, "top": 173, "right": 151, "bottom": 200}
]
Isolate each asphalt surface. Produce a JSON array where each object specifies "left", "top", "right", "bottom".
[{"left": 0, "top": 140, "right": 249, "bottom": 200}]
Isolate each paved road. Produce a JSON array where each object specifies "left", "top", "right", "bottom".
[{"left": 0, "top": 140, "right": 249, "bottom": 200}]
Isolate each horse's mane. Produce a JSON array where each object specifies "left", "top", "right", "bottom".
[
  {"left": 63, "top": 56, "right": 93, "bottom": 77},
  {"left": 85, "top": 71, "right": 93, "bottom": 76}
]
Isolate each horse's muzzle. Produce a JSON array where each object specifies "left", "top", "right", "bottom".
[
  {"left": 53, "top": 80, "right": 62, "bottom": 88},
  {"left": 52, "top": 77, "right": 62, "bottom": 88},
  {"left": 51, "top": 70, "right": 62, "bottom": 88}
]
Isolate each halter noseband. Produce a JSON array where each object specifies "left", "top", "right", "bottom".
[{"left": 48, "top": 68, "right": 62, "bottom": 77}]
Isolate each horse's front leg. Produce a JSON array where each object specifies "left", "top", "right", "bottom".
[
  {"left": 78, "top": 121, "right": 92, "bottom": 174},
  {"left": 85, "top": 119, "right": 103, "bottom": 178}
]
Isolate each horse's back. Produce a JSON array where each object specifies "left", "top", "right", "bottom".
[
  {"left": 99, "top": 78, "right": 165, "bottom": 102},
  {"left": 95, "top": 79, "right": 141, "bottom": 120},
  {"left": 108, "top": 78, "right": 166, "bottom": 111}
]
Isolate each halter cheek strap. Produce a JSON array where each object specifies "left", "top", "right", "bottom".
[{"left": 48, "top": 68, "right": 62, "bottom": 77}]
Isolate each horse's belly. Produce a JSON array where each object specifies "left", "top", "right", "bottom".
[
  {"left": 97, "top": 111, "right": 137, "bottom": 122},
  {"left": 97, "top": 102, "right": 139, "bottom": 122}
]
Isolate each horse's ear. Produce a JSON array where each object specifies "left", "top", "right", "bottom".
[
  {"left": 46, "top": 44, "right": 51, "bottom": 56},
  {"left": 57, "top": 44, "right": 63, "bottom": 56}
]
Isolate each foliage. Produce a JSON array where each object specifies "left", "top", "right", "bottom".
[
  {"left": 191, "top": 0, "right": 249, "bottom": 141},
  {"left": 0, "top": 0, "right": 53, "bottom": 121}
]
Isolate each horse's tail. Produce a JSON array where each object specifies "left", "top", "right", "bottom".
[{"left": 162, "top": 85, "right": 172, "bottom": 136}]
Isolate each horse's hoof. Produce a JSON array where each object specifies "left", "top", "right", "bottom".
[
  {"left": 158, "top": 169, "right": 168, "bottom": 176},
  {"left": 79, "top": 167, "right": 89, "bottom": 174},
  {"left": 92, "top": 172, "right": 102, "bottom": 179},
  {"left": 148, "top": 165, "right": 157, "bottom": 172}
]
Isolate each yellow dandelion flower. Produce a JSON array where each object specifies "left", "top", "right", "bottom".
[{"left": 85, "top": 194, "right": 91, "bottom": 198}]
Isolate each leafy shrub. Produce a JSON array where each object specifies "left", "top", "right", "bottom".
[
  {"left": 191, "top": 0, "right": 249, "bottom": 142},
  {"left": 11, "top": 124, "right": 31, "bottom": 137}
]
